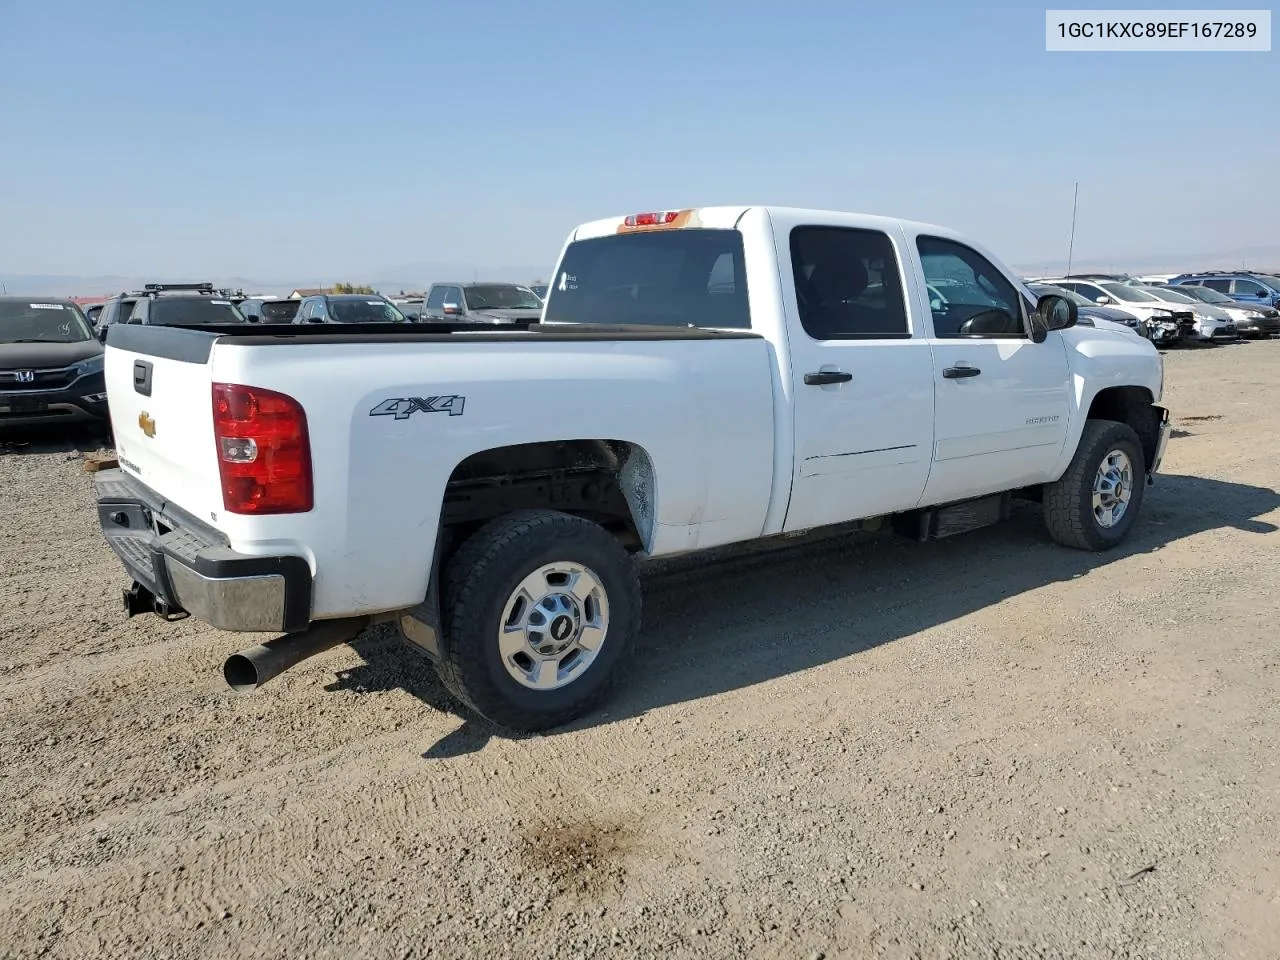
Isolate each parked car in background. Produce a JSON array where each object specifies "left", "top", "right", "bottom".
[
  {"left": 94, "top": 283, "right": 247, "bottom": 340},
  {"left": 1027, "top": 281, "right": 1136, "bottom": 326},
  {"left": 1169, "top": 284, "right": 1280, "bottom": 337},
  {"left": 1053, "top": 273, "right": 1142, "bottom": 283},
  {"left": 1025, "top": 282, "right": 1183, "bottom": 347},
  {"left": 83, "top": 303, "right": 106, "bottom": 326},
  {"left": 1, "top": 297, "right": 108, "bottom": 429},
  {"left": 93, "top": 204, "right": 1170, "bottom": 731},
  {"left": 393, "top": 298, "right": 426, "bottom": 320},
  {"left": 291, "top": 293, "right": 409, "bottom": 324},
  {"left": 421, "top": 282, "right": 545, "bottom": 323},
  {"left": 1132, "top": 285, "right": 1237, "bottom": 343},
  {"left": 238, "top": 297, "right": 301, "bottom": 323},
  {"left": 1168, "top": 272, "right": 1280, "bottom": 311},
  {"left": 1042, "top": 278, "right": 1196, "bottom": 342}
]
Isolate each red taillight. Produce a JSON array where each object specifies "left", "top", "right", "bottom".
[
  {"left": 212, "top": 383, "right": 313, "bottom": 514},
  {"left": 623, "top": 211, "right": 680, "bottom": 227}
]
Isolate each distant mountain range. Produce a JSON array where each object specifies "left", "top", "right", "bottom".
[
  {"left": 3, "top": 245, "right": 1279, "bottom": 298},
  {"left": 1012, "top": 244, "right": 1280, "bottom": 278},
  {"left": 0, "top": 262, "right": 551, "bottom": 298}
]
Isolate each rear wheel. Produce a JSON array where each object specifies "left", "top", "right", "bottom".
[
  {"left": 438, "top": 510, "right": 641, "bottom": 732},
  {"left": 1043, "top": 419, "right": 1146, "bottom": 551}
]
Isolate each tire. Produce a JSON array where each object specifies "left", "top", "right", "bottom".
[
  {"left": 437, "top": 509, "right": 641, "bottom": 732},
  {"left": 1043, "top": 419, "right": 1146, "bottom": 552}
]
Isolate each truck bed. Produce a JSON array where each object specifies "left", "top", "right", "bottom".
[{"left": 102, "top": 319, "right": 778, "bottom": 621}]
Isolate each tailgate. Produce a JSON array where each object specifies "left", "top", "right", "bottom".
[{"left": 104, "top": 326, "right": 223, "bottom": 523}]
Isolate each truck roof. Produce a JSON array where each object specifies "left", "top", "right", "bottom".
[{"left": 567, "top": 205, "right": 972, "bottom": 244}]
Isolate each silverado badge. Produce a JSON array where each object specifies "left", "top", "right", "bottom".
[{"left": 138, "top": 411, "right": 156, "bottom": 437}]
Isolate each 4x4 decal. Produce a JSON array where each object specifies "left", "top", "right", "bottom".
[{"left": 369, "top": 395, "right": 466, "bottom": 419}]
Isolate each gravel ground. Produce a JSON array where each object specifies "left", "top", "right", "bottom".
[{"left": 2, "top": 341, "right": 1279, "bottom": 960}]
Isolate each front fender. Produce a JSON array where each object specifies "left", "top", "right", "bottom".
[{"left": 1049, "top": 329, "right": 1164, "bottom": 480}]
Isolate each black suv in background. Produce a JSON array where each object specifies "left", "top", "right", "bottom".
[
  {"left": 93, "top": 283, "right": 247, "bottom": 339},
  {"left": 0, "top": 297, "right": 108, "bottom": 429}
]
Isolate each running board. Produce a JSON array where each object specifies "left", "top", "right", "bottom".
[{"left": 891, "top": 492, "right": 1013, "bottom": 542}]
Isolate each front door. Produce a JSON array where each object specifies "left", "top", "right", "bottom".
[
  {"left": 781, "top": 222, "right": 936, "bottom": 533},
  {"left": 913, "top": 234, "right": 1072, "bottom": 505}
]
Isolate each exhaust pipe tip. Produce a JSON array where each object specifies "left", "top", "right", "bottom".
[
  {"left": 223, "top": 652, "right": 262, "bottom": 693},
  {"left": 222, "top": 616, "right": 371, "bottom": 694}
]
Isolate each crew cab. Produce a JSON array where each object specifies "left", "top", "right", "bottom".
[{"left": 93, "top": 206, "right": 1170, "bottom": 732}]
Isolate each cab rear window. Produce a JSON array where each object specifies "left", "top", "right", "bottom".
[{"left": 543, "top": 229, "right": 750, "bottom": 329}]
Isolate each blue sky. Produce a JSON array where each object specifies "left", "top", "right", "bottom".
[{"left": 1, "top": 0, "right": 1276, "bottom": 281}]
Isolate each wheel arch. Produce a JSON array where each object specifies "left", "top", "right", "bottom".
[
  {"left": 1084, "top": 385, "right": 1163, "bottom": 469},
  {"left": 442, "top": 438, "right": 659, "bottom": 554}
]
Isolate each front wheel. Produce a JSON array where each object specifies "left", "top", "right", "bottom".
[
  {"left": 437, "top": 510, "right": 641, "bottom": 732},
  {"left": 1043, "top": 419, "right": 1147, "bottom": 551}
]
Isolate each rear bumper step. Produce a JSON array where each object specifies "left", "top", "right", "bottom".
[{"left": 95, "top": 469, "right": 312, "bottom": 632}]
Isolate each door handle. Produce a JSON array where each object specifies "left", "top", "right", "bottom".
[
  {"left": 942, "top": 366, "right": 981, "bottom": 379},
  {"left": 133, "top": 360, "right": 153, "bottom": 396},
  {"left": 804, "top": 371, "right": 853, "bottom": 385}
]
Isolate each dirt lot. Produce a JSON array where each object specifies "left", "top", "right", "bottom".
[{"left": 2, "top": 341, "right": 1279, "bottom": 960}]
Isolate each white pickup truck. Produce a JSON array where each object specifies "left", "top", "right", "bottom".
[{"left": 94, "top": 206, "right": 1170, "bottom": 732}]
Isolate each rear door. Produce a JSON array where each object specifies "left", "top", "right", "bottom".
[
  {"left": 777, "top": 218, "right": 937, "bottom": 532},
  {"left": 912, "top": 234, "right": 1071, "bottom": 505},
  {"left": 104, "top": 328, "right": 223, "bottom": 522}
]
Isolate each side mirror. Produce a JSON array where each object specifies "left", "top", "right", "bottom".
[
  {"left": 96, "top": 325, "right": 109, "bottom": 343},
  {"left": 442, "top": 303, "right": 460, "bottom": 316},
  {"left": 1095, "top": 296, "right": 1112, "bottom": 305},
  {"left": 1037, "top": 293, "right": 1078, "bottom": 333}
]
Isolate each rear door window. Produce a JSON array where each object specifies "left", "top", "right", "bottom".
[
  {"left": 789, "top": 226, "right": 910, "bottom": 338},
  {"left": 543, "top": 229, "right": 750, "bottom": 329}
]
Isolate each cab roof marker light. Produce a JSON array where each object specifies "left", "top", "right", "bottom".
[{"left": 623, "top": 212, "right": 680, "bottom": 227}]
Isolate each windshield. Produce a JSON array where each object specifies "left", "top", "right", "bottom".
[
  {"left": 1178, "top": 285, "right": 1230, "bottom": 304},
  {"left": 0, "top": 300, "right": 94, "bottom": 343},
  {"left": 463, "top": 285, "right": 543, "bottom": 310},
  {"left": 543, "top": 229, "right": 750, "bottom": 329},
  {"left": 1030, "top": 283, "right": 1092, "bottom": 307},
  {"left": 260, "top": 300, "right": 301, "bottom": 321},
  {"left": 327, "top": 298, "right": 407, "bottom": 323},
  {"left": 150, "top": 298, "right": 247, "bottom": 325},
  {"left": 1148, "top": 287, "right": 1195, "bottom": 303},
  {"left": 1100, "top": 282, "right": 1157, "bottom": 303}
]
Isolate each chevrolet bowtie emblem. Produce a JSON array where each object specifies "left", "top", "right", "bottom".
[{"left": 138, "top": 411, "right": 156, "bottom": 438}]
